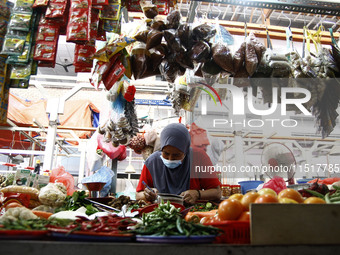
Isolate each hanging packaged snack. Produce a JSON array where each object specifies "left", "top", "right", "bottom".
[
  {"left": 36, "top": 25, "right": 59, "bottom": 41},
  {"left": 212, "top": 42, "right": 234, "bottom": 74},
  {"left": 151, "top": 0, "right": 169, "bottom": 15},
  {"left": 75, "top": 66, "right": 92, "bottom": 72},
  {"left": 140, "top": 2, "right": 158, "bottom": 19},
  {"left": 127, "top": 0, "right": 141, "bottom": 12},
  {"left": 33, "top": 0, "right": 49, "bottom": 8},
  {"left": 45, "top": 2, "right": 67, "bottom": 19},
  {"left": 151, "top": 19, "right": 166, "bottom": 31},
  {"left": 13, "top": 0, "right": 35, "bottom": 14},
  {"left": 134, "top": 27, "right": 150, "bottom": 43},
  {"left": 74, "top": 44, "right": 96, "bottom": 67},
  {"left": 189, "top": 40, "right": 211, "bottom": 63},
  {"left": 146, "top": 29, "right": 163, "bottom": 50},
  {"left": 166, "top": 10, "right": 181, "bottom": 30},
  {"left": 90, "top": 53, "right": 120, "bottom": 88},
  {"left": 8, "top": 13, "right": 32, "bottom": 32},
  {"left": 100, "top": 0, "right": 120, "bottom": 20},
  {"left": 233, "top": 41, "right": 246, "bottom": 73},
  {"left": 66, "top": 0, "right": 91, "bottom": 44},
  {"left": 193, "top": 24, "right": 216, "bottom": 41},
  {"left": 33, "top": 41, "right": 56, "bottom": 62},
  {"left": 1, "top": 35, "right": 26, "bottom": 55},
  {"left": 102, "top": 58, "right": 125, "bottom": 90},
  {"left": 93, "top": 36, "right": 135, "bottom": 62},
  {"left": 103, "top": 18, "right": 121, "bottom": 33},
  {"left": 92, "top": 0, "right": 108, "bottom": 6},
  {"left": 0, "top": 2, "right": 11, "bottom": 19},
  {"left": 96, "top": 18, "right": 107, "bottom": 41},
  {"left": 245, "top": 37, "right": 258, "bottom": 76},
  {"left": 10, "top": 62, "right": 32, "bottom": 80}
]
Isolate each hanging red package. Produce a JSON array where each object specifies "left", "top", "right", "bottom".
[
  {"left": 66, "top": 0, "right": 91, "bottom": 44},
  {"left": 33, "top": 0, "right": 49, "bottom": 8},
  {"left": 45, "top": 2, "right": 67, "bottom": 19},
  {"left": 74, "top": 44, "right": 96, "bottom": 67},
  {"left": 33, "top": 41, "right": 57, "bottom": 62},
  {"left": 92, "top": 0, "right": 108, "bottom": 6},
  {"left": 96, "top": 18, "right": 106, "bottom": 41},
  {"left": 124, "top": 85, "right": 136, "bottom": 102},
  {"left": 102, "top": 59, "right": 125, "bottom": 90}
]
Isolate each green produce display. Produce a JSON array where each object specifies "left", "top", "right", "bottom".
[
  {"left": 133, "top": 201, "right": 222, "bottom": 236},
  {"left": 55, "top": 191, "right": 99, "bottom": 215}
]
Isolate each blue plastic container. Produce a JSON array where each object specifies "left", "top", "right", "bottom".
[
  {"left": 296, "top": 178, "right": 314, "bottom": 184},
  {"left": 238, "top": 181, "right": 264, "bottom": 194}
]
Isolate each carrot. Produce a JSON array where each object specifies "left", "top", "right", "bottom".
[
  {"left": 184, "top": 210, "right": 218, "bottom": 221},
  {"left": 32, "top": 210, "right": 53, "bottom": 219}
]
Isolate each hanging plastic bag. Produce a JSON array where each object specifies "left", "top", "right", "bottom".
[
  {"left": 97, "top": 133, "right": 127, "bottom": 160},
  {"left": 261, "top": 177, "right": 287, "bottom": 194},
  {"left": 82, "top": 166, "right": 114, "bottom": 197},
  {"left": 49, "top": 166, "right": 75, "bottom": 196},
  {"left": 86, "top": 132, "right": 104, "bottom": 172}
]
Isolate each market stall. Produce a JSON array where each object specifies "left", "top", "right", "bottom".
[{"left": 1, "top": 0, "right": 340, "bottom": 250}]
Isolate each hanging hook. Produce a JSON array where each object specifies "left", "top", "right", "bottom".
[{"left": 282, "top": 12, "right": 292, "bottom": 28}]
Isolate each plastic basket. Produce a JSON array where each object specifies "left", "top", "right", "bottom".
[
  {"left": 238, "top": 181, "right": 264, "bottom": 194},
  {"left": 204, "top": 220, "right": 250, "bottom": 244}
]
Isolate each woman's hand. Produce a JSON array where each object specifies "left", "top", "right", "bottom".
[
  {"left": 144, "top": 187, "right": 158, "bottom": 202},
  {"left": 180, "top": 190, "right": 200, "bottom": 205}
]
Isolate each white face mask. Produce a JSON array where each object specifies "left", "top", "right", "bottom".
[{"left": 160, "top": 155, "right": 182, "bottom": 169}]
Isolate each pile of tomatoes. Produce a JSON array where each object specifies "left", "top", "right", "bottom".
[{"left": 200, "top": 188, "right": 326, "bottom": 224}]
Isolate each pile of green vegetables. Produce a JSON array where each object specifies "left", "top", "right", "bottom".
[
  {"left": 55, "top": 191, "right": 99, "bottom": 215},
  {"left": 190, "top": 202, "right": 217, "bottom": 212},
  {"left": 0, "top": 218, "right": 72, "bottom": 230},
  {"left": 133, "top": 201, "right": 222, "bottom": 236}
]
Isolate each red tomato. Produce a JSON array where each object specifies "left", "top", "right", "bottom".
[
  {"left": 218, "top": 199, "right": 244, "bottom": 220},
  {"left": 254, "top": 194, "right": 279, "bottom": 203},
  {"left": 237, "top": 211, "right": 250, "bottom": 221}
]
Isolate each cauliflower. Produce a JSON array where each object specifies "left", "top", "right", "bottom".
[
  {"left": 0, "top": 207, "right": 38, "bottom": 223},
  {"left": 38, "top": 183, "right": 67, "bottom": 207}
]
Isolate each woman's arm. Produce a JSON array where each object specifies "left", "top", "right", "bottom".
[{"left": 181, "top": 186, "right": 221, "bottom": 204}]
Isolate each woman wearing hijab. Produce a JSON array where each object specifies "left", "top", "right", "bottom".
[{"left": 136, "top": 123, "right": 221, "bottom": 204}]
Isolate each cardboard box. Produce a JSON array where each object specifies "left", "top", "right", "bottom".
[{"left": 251, "top": 203, "right": 340, "bottom": 245}]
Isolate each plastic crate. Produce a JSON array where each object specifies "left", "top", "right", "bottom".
[{"left": 204, "top": 220, "right": 250, "bottom": 244}]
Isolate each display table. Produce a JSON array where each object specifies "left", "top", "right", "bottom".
[{"left": 1, "top": 241, "right": 340, "bottom": 255}]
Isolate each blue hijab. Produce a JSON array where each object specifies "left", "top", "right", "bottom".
[{"left": 144, "top": 123, "right": 191, "bottom": 195}]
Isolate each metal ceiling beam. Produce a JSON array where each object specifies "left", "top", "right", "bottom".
[{"left": 196, "top": 0, "right": 340, "bottom": 16}]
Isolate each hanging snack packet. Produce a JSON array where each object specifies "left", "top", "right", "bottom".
[
  {"left": 245, "top": 38, "right": 258, "bottom": 76},
  {"left": 233, "top": 41, "right": 246, "bottom": 73},
  {"left": 100, "top": 0, "right": 120, "bottom": 20},
  {"left": 9, "top": 13, "right": 32, "bottom": 32},
  {"left": 166, "top": 10, "right": 181, "bottom": 29},
  {"left": 146, "top": 29, "right": 163, "bottom": 50},
  {"left": 10, "top": 62, "right": 32, "bottom": 80},
  {"left": 33, "top": 0, "right": 49, "bottom": 8},
  {"left": 93, "top": 36, "right": 135, "bottom": 62},
  {"left": 66, "top": 0, "right": 90, "bottom": 43},
  {"left": 141, "top": 2, "right": 158, "bottom": 19},
  {"left": 36, "top": 25, "right": 59, "bottom": 42},
  {"left": 102, "top": 59, "right": 125, "bottom": 90},
  {"left": 189, "top": 40, "right": 211, "bottom": 63},
  {"left": 74, "top": 44, "right": 96, "bottom": 67},
  {"left": 103, "top": 18, "right": 121, "bottom": 33},
  {"left": 1, "top": 35, "right": 26, "bottom": 55},
  {"left": 13, "top": 0, "right": 35, "bottom": 14},
  {"left": 96, "top": 18, "right": 107, "bottom": 41},
  {"left": 92, "top": 0, "right": 108, "bottom": 6},
  {"left": 193, "top": 24, "right": 216, "bottom": 41},
  {"left": 33, "top": 41, "right": 56, "bottom": 62},
  {"left": 212, "top": 42, "right": 234, "bottom": 74},
  {"left": 134, "top": 28, "right": 150, "bottom": 43},
  {"left": 45, "top": 2, "right": 67, "bottom": 19}
]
